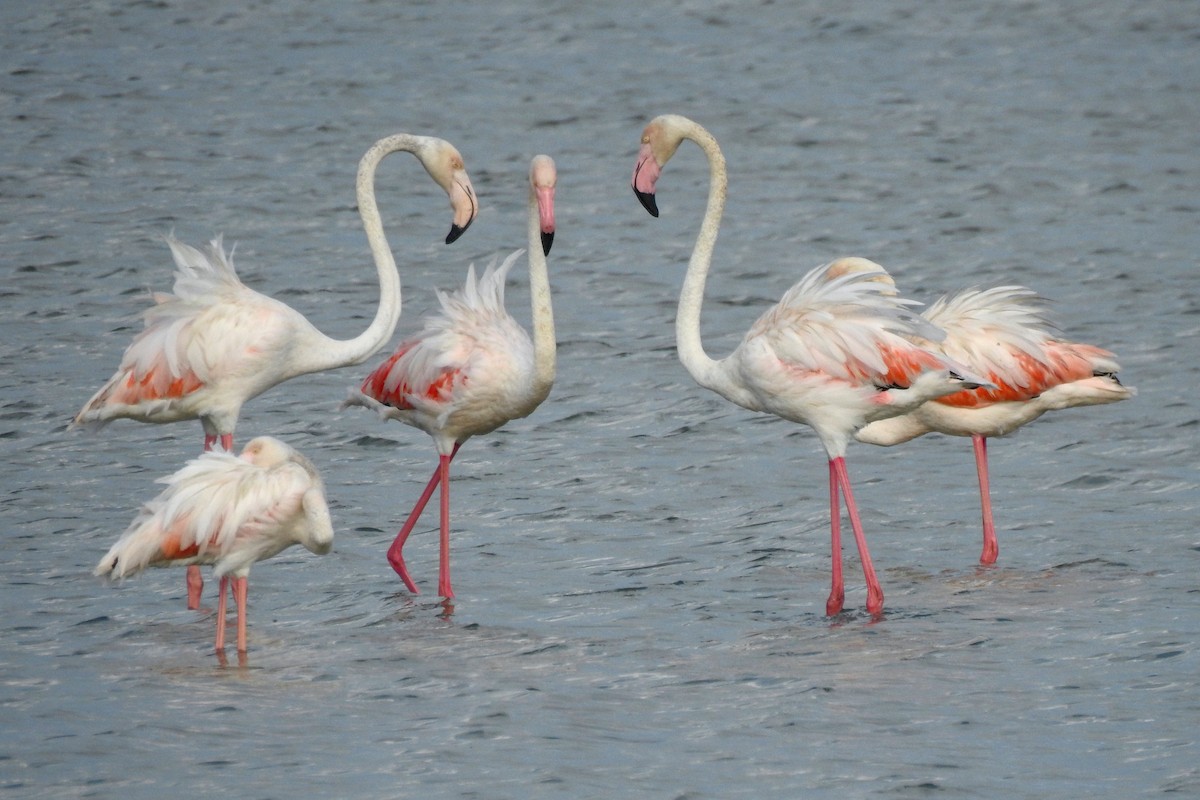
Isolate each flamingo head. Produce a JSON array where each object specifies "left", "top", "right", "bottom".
[
  {"left": 418, "top": 138, "right": 478, "bottom": 244},
  {"left": 531, "top": 154, "right": 557, "bottom": 256},
  {"left": 632, "top": 115, "right": 695, "bottom": 217},
  {"left": 239, "top": 436, "right": 294, "bottom": 468}
]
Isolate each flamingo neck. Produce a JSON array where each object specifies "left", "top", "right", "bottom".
[
  {"left": 675, "top": 120, "right": 728, "bottom": 393},
  {"left": 527, "top": 189, "right": 556, "bottom": 400},
  {"left": 303, "top": 134, "right": 411, "bottom": 371}
]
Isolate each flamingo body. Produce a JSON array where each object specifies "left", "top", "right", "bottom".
[
  {"left": 74, "top": 134, "right": 477, "bottom": 448},
  {"left": 355, "top": 253, "right": 542, "bottom": 450},
  {"left": 346, "top": 155, "right": 558, "bottom": 599},
  {"left": 632, "top": 114, "right": 990, "bottom": 615},
  {"left": 95, "top": 436, "right": 333, "bottom": 652},
  {"left": 855, "top": 285, "right": 1134, "bottom": 562}
]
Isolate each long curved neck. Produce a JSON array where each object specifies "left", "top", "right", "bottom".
[
  {"left": 528, "top": 190, "right": 556, "bottom": 400},
  {"left": 307, "top": 134, "right": 413, "bottom": 370},
  {"left": 675, "top": 122, "right": 727, "bottom": 390}
]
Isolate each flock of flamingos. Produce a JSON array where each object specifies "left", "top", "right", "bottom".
[{"left": 74, "top": 115, "right": 1135, "bottom": 653}]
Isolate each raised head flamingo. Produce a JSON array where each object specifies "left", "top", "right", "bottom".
[
  {"left": 95, "top": 436, "right": 334, "bottom": 653},
  {"left": 345, "top": 155, "right": 558, "bottom": 599},
  {"left": 74, "top": 133, "right": 476, "bottom": 606},
  {"left": 855, "top": 285, "right": 1135, "bottom": 563},
  {"left": 631, "top": 114, "right": 990, "bottom": 615}
]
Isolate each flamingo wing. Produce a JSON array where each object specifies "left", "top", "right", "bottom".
[
  {"left": 75, "top": 237, "right": 298, "bottom": 425},
  {"left": 359, "top": 251, "right": 528, "bottom": 418},
  {"left": 748, "top": 263, "right": 948, "bottom": 387},
  {"left": 925, "top": 286, "right": 1115, "bottom": 407}
]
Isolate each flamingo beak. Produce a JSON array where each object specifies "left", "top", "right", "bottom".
[
  {"left": 632, "top": 142, "right": 661, "bottom": 218},
  {"left": 536, "top": 185, "right": 556, "bottom": 256},
  {"left": 445, "top": 174, "right": 478, "bottom": 244}
]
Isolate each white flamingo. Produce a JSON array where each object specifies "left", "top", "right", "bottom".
[
  {"left": 95, "top": 436, "right": 334, "bottom": 653},
  {"left": 74, "top": 133, "right": 476, "bottom": 606},
  {"left": 631, "top": 114, "right": 990, "bottom": 615},
  {"left": 855, "top": 285, "right": 1135, "bottom": 563},
  {"left": 344, "top": 155, "right": 558, "bottom": 600}
]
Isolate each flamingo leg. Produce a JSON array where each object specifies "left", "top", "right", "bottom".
[
  {"left": 190, "top": 432, "right": 235, "bottom": 608},
  {"left": 214, "top": 575, "right": 230, "bottom": 651},
  {"left": 386, "top": 443, "right": 461, "bottom": 593},
  {"left": 186, "top": 566, "right": 204, "bottom": 610},
  {"left": 830, "top": 456, "right": 884, "bottom": 615},
  {"left": 232, "top": 577, "right": 248, "bottom": 653},
  {"left": 826, "top": 459, "right": 845, "bottom": 616},
  {"left": 437, "top": 453, "right": 455, "bottom": 599},
  {"left": 973, "top": 435, "right": 998, "bottom": 565}
]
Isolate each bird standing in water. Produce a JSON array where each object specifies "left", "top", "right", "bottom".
[
  {"left": 631, "top": 114, "right": 990, "bottom": 615},
  {"left": 95, "top": 436, "right": 334, "bottom": 653},
  {"left": 346, "top": 155, "right": 558, "bottom": 600}
]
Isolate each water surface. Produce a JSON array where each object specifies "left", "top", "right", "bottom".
[{"left": 2, "top": 1, "right": 1197, "bottom": 797}]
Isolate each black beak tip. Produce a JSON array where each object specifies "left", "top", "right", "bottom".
[
  {"left": 445, "top": 218, "right": 473, "bottom": 245},
  {"left": 634, "top": 188, "right": 659, "bottom": 218},
  {"left": 540, "top": 230, "right": 554, "bottom": 256}
]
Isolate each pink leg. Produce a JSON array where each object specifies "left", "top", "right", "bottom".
[
  {"left": 214, "top": 575, "right": 230, "bottom": 651},
  {"left": 831, "top": 457, "right": 884, "bottom": 615},
  {"left": 386, "top": 443, "right": 461, "bottom": 593},
  {"left": 826, "top": 459, "right": 845, "bottom": 615},
  {"left": 387, "top": 467, "right": 439, "bottom": 593},
  {"left": 436, "top": 453, "right": 454, "bottom": 599},
  {"left": 186, "top": 566, "right": 204, "bottom": 610},
  {"left": 232, "top": 577, "right": 248, "bottom": 653},
  {"left": 973, "top": 435, "right": 998, "bottom": 565},
  {"left": 191, "top": 432, "right": 234, "bottom": 605}
]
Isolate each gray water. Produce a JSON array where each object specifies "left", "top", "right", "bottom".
[{"left": 2, "top": 1, "right": 1197, "bottom": 797}]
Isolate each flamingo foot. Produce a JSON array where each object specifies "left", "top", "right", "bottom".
[
  {"left": 826, "top": 589, "right": 845, "bottom": 616},
  {"left": 865, "top": 585, "right": 885, "bottom": 616},
  {"left": 979, "top": 539, "right": 999, "bottom": 566},
  {"left": 386, "top": 543, "right": 421, "bottom": 594},
  {"left": 186, "top": 565, "right": 203, "bottom": 609}
]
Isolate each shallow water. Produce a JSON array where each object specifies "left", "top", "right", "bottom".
[{"left": 2, "top": 1, "right": 1198, "bottom": 797}]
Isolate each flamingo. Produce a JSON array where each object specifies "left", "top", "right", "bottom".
[
  {"left": 854, "top": 285, "right": 1135, "bottom": 563},
  {"left": 73, "top": 133, "right": 477, "bottom": 607},
  {"left": 95, "top": 436, "right": 334, "bottom": 653},
  {"left": 631, "top": 114, "right": 991, "bottom": 615},
  {"left": 344, "top": 155, "right": 558, "bottom": 599}
]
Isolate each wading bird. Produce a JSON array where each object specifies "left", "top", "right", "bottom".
[
  {"left": 346, "top": 155, "right": 558, "bottom": 599},
  {"left": 95, "top": 436, "right": 333, "bottom": 653},
  {"left": 631, "top": 114, "right": 989, "bottom": 614}
]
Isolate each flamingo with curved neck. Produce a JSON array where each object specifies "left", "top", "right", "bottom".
[
  {"left": 632, "top": 114, "right": 989, "bottom": 615},
  {"left": 76, "top": 132, "right": 477, "bottom": 606},
  {"left": 346, "top": 155, "right": 558, "bottom": 600}
]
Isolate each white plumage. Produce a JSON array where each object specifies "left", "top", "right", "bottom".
[
  {"left": 96, "top": 436, "right": 333, "bottom": 652},
  {"left": 345, "top": 155, "right": 558, "bottom": 600}
]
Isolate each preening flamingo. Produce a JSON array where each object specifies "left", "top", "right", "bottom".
[
  {"left": 95, "top": 436, "right": 334, "bottom": 653},
  {"left": 74, "top": 133, "right": 476, "bottom": 607},
  {"left": 855, "top": 285, "right": 1135, "bottom": 563},
  {"left": 631, "top": 114, "right": 990, "bottom": 615},
  {"left": 345, "top": 155, "right": 558, "bottom": 599}
]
